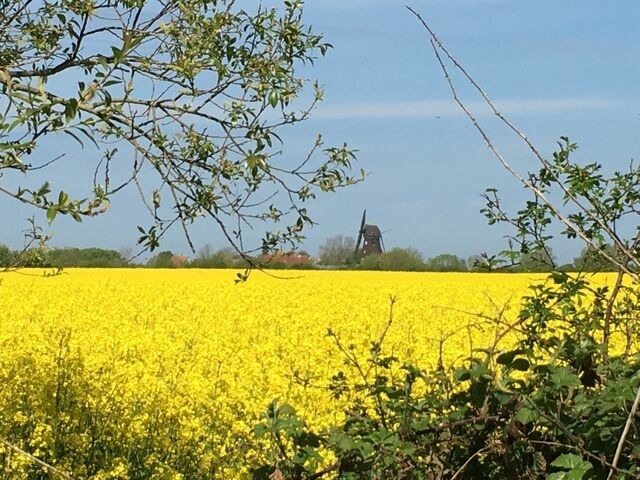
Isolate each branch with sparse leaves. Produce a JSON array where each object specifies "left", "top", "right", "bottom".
[{"left": 0, "top": 0, "right": 362, "bottom": 272}]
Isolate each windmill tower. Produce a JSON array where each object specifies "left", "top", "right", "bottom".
[{"left": 354, "top": 210, "right": 385, "bottom": 259}]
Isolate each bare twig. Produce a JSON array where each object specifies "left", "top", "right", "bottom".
[
  {"left": 308, "top": 461, "right": 340, "bottom": 479},
  {"left": 0, "top": 438, "right": 75, "bottom": 480},
  {"left": 450, "top": 446, "right": 491, "bottom": 480},
  {"left": 607, "top": 380, "right": 640, "bottom": 480},
  {"left": 406, "top": 5, "right": 639, "bottom": 282},
  {"left": 415, "top": 414, "right": 505, "bottom": 436}
]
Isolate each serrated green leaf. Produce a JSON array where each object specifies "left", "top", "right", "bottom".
[
  {"left": 277, "top": 403, "right": 296, "bottom": 416},
  {"left": 515, "top": 407, "right": 537, "bottom": 424},
  {"left": 550, "top": 367, "right": 581, "bottom": 388},
  {"left": 565, "top": 470, "right": 591, "bottom": 480},
  {"left": 548, "top": 472, "right": 568, "bottom": 480},
  {"left": 551, "top": 453, "right": 591, "bottom": 471},
  {"left": 253, "top": 424, "right": 268, "bottom": 438},
  {"left": 329, "top": 431, "right": 357, "bottom": 452}
]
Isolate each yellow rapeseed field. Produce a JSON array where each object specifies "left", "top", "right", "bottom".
[{"left": 0, "top": 269, "right": 612, "bottom": 478}]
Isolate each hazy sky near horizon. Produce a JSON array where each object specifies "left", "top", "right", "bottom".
[{"left": 2, "top": 1, "right": 639, "bottom": 262}]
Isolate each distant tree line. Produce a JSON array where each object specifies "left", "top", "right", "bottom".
[
  {"left": 0, "top": 245, "right": 130, "bottom": 268},
  {"left": 0, "top": 240, "right": 625, "bottom": 272},
  {"left": 317, "top": 235, "right": 626, "bottom": 272},
  {"left": 148, "top": 245, "right": 315, "bottom": 270},
  {"left": 147, "top": 246, "right": 248, "bottom": 269}
]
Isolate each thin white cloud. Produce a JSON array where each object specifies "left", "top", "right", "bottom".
[{"left": 313, "top": 97, "right": 616, "bottom": 120}]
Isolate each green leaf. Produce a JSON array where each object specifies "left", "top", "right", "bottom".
[
  {"left": 515, "top": 407, "right": 537, "bottom": 424},
  {"left": 295, "top": 431, "right": 321, "bottom": 448},
  {"left": 277, "top": 403, "right": 296, "bottom": 417},
  {"left": 103, "top": 79, "right": 122, "bottom": 87},
  {"left": 453, "top": 367, "right": 471, "bottom": 382},
  {"left": 111, "top": 46, "right": 123, "bottom": 62},
  {"left": 63, "top": 129, "right": 85, "bottom": 147},
  {"left": 497, "top": 350, "right": 517, "bottom": 366},
  {"left": 268, "top": 91, "right": 278, "bottom": 108},
  {"left": 251, "top": 465, "right": 275, "bottom": 480},
  {"left": 548, "top": 453, "right": 593, "bottom": 480},
  {"left": 551, "top": 454, "right": 591, "bottom": 471},
  {"left": 58, "top": 190, "right": 69, "bottom": 205},
  {"left": 64, "top": 98, "right": 78, "bottom": 121},
  {"left": 548, "top": 473, "right": 568, "bottom": 480},
  {"left": 548, "top": 469, "right": 592, "bottom": 480},
  {"left": 511, "top": 358, "right": 530, "bottom": 371},
  {"left": 329, "top": 431, "right": 357, "bottom": 452},
  {"left": 496, "top": 349, "right": 525, "bottom": 366},
  {"left": 253, "top": 424, "right": 268, "bottom": 438},
  {"left": 550, "top": 367, "right": 581, "bottom": 388},
  {"left": 565, "top": 471, "right": 591, "bottom": 480},
  {"left": 46, "top": 206, "right": 57, "bottom": 224}
]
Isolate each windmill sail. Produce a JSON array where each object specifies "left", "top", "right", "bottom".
[{"left": 355, "top": 209, "right": 366, "bottom": 256}]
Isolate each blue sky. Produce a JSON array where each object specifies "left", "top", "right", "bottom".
[{"left": 2, "top": 1, "right": 639, "bottom": 263}]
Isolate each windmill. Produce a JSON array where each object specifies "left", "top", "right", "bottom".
[{"left": 355, "top": 209, "right": 385, "bottom": 259}]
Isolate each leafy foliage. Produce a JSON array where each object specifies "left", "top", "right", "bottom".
[
  {"left": 573, "top": 245, "right": 621, "bottom": 272},
  {"left": 424, "top": 253, "right": 467, "bottom": 272},
  {"left": 190, "top": 245, "right": 245, "bottom": 268},
  {"left": 0, "top": 0, "right": 360, "bottom": 267},
  {"left": 47, "top": 247, "right": 126, "bottom": 268},
  {"left": 358, "top": 250, "right": 469, "bottom": 272},
  {"left": 1, "top": 244, "right": 130, "bottom": 268},
  {"left": 146, "top": 250, "right": 174, "bottom": 268},
  {"left": 252, "top": 137, "right": 640, "bottom": 479},
  {"left": 359, "top": 248, "right": 425, "bottom": 272}
]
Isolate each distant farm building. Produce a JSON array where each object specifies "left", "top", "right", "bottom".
[
  {"left": 259, "top": 252, "right": 312, "bottom": 267},
  {"left": 170, "top": 255, "right": 191, "bottom": 268}
]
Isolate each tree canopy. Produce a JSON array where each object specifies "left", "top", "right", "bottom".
[
  {"left": 573, "top": 244, "right": 620, "bottom": 272},
  {"left": 318, "top": 234, "right": 356, "bottom": 266},
  {"left": 424, "top": 253, "right": 467, "bottom": 272},
  {"left": 0, "top": 0, "right": 359, "bottom": 269},
  {"left": 359, "top": 247, "right": 425, "bottom": 271}
]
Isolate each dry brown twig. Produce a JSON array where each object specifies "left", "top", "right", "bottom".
[
  {"left": 607, "top": 382, "right": 640, "bottom": 480},
  {"left": 406, "top": 5, "right": 639, "bottom": 282},
  {"left": 1, "top": 438, "right": 75, "bottom": 480}
]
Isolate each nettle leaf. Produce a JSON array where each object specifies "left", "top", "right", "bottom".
[
  {"left": 551, "top": 454, "right": 591, "bottom": 471},
  {"left": 548, "top": 454, "right": 593, "bottom": 480},
  {"left": 253, "top": 424, "right": 268, "bottom": 438},
  {"left": 515, "top": 407, "right": 537, "bottom": 425},
  {"left": 328, "top": 430, "right": 357, "bottom": 452},
  {"left": 548, "top": 472, "right": 577, "bottom": 480},
  {"left": 550, "top": 367, "right": 582, "bottom": 389}
]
